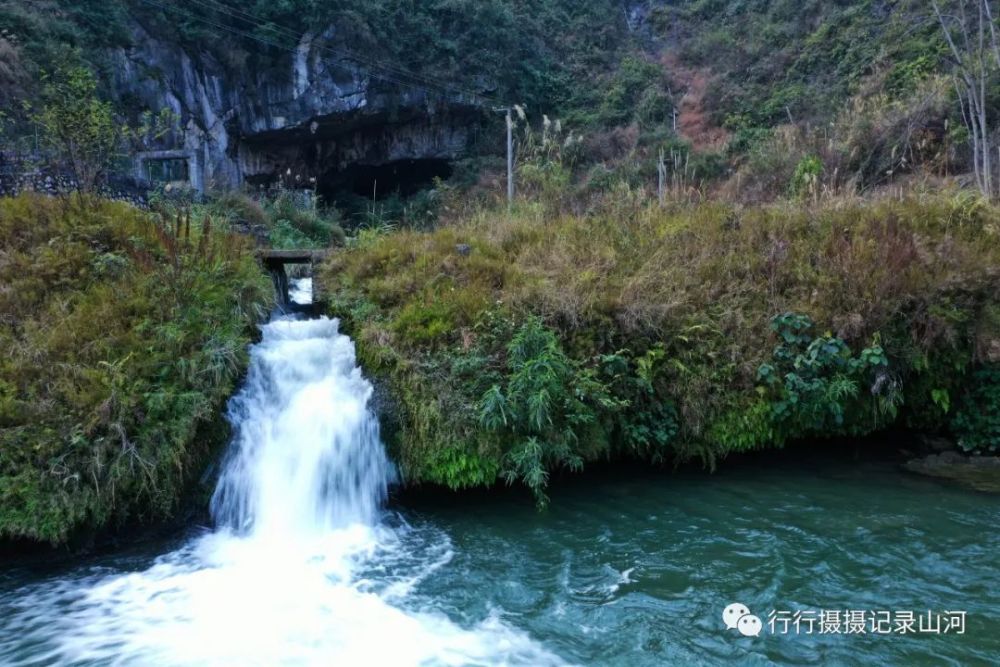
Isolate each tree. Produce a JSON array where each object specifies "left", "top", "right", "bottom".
[
  {"left": 932, "top": 0, "right": 1000, "bottom": 198},
  {"left": 32, "top": 63, "right": 120, "bottom": 196}
]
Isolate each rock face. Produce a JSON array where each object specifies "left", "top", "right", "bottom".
[
  {"left": 904, "top": 452, "right": 1000, "bottom": 493},
  {"left": 109, "top": 23, "right": 481, "bottom": 194}
]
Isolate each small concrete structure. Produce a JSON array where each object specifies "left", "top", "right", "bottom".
[
  {"left": 134, "top": 149, "right": 203, "bottom": 194},
  {"left": 257, "top": 248, "right": 329, "bottom": 307},
  {"left": 257, "top": 249, "right": 329, "bottom": 265}
]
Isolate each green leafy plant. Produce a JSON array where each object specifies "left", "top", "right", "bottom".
[
  {"left": 31, "top": 62, "right": 120, "bottom": 196},
  {"left": 479, "top": 317, "right": 620, "bottom": 505},
  {"left": 789, "top": 154, "right": 822, "bottom": 198},
  {"left": 952, "top": 366, "right": 1000, "bottom": 453},
  {"left": 757, "top": 313, "right": 900, "bottom": 438},
  {"left": 599, "top": 346, "right": 679, "bottom": 461},
  {"left": 265, "top": 189, "right": 345, "bottom": 248}
]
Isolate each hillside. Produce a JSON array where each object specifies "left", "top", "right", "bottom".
[{"left": 0, "top": 1, "right": 964, "bottom": 209}]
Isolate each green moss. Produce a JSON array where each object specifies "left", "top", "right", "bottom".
[{"left": 393, "top": 301, "right": 456, "bottom": 345}]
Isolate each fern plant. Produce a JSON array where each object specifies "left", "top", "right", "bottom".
[
  {"left": 598, "top": 346, "right": 679, "bottom": 461},
  {"left": 478, "top": 317, "right": 619, "bottom": 506}
]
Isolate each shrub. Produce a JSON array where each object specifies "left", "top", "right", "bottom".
[
  {"left": 598, "top": 345, "right": 680, "bottom": 461},
  {"left": 31, "top": 62, "right": 119, "bottom": 195},
  {"left": 265, "top": 189, "right": 346, "bottom": 248},
  {"left": 210, "top": 190, "right": 268, "bottom": 228},
  {"left": 789, "top": 155, "right": 822, "bottom": 198},
  {"left": 479, "top": 317, "right": 621, "bottom": 505},
  {"left": 208, "top": 189, "right": 346, "bottom": 249},
  {"left": 757, "top": 313, "right": 900, "bottom": 440},
  {"left": 599, "top": 55, "right": 668, "bottom": 126}
]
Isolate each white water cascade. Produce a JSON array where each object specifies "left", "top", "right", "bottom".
[
  {"left": 211, "top": 314, "right": 393, "bottom": 538},
  {"left": 8, "top": 279, "right": 560, "bottom": 666}
]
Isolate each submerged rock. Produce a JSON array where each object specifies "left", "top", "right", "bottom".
[{"left": 903, "top": 452, "right": 1000, "bottom": 493}]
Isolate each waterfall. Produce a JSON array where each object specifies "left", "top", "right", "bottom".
[
  {"left": 210, "top": 315, "right": 394, "bottom": 537},
  {"left": 10, "top": 278, "right": 559, "bottom": 666}
]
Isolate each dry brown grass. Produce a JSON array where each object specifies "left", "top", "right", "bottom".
[{"left": 326, "top": 191, "right": 1000, "bottom": 419}]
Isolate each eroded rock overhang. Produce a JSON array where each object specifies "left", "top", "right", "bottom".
[{"left": 110, "top": 22, "right": 485, "bottom": 196}]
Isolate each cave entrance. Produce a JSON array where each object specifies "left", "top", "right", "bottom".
[{"left": 318, "top": 158, "right": 453, "bottom": 203}]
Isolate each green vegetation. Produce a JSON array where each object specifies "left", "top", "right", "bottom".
[
  {"left": 0, "top": 1, "right": 980, "bottom": 211},
  {"left": 321, "top": 191, "right": 1000, "bottom": 503},
  {"left": 1, "top": 0, "right": 998, "bottom": 527},
  {"left": 31, "top": 63, "right": 118, "bottom": 194},
  {"left": 0, "top": 193, "right": 272, "bottom": 543},
  {"left": 756, "top": 313, "right": 899, "bottom": 443},
  {"left": 207, "top": 190, "right": 346, "bottom": 249},
  {"left": 479, "top": 317, "right": 620, "bottom": 505},
  {"left": 653, "top": 0, "right": 942, "bottom": 128},
  {"left": 953, "top": 366, "right": 1000, "bottom": 452}
]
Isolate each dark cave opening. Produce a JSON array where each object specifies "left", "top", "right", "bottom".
[{"left": 318, "top": 158, "right": 453, "bottom": 203}]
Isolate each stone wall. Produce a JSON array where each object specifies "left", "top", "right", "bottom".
[{"left": 0, "top": 152, "right": 149, "bottom": 206}]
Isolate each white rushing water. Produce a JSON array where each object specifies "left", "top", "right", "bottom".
[
  {"left": 288, "top": 277, "right": 313, "bottom": 306},
  {"left": 3, "top": 279, "right": 560, "bottom": 666}
]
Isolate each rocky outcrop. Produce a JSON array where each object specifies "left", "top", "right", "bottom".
[
  {"left": 904, "top": 451, "right": 1000, "bottom": 493},
  {"left": 109, "top": 23, "right": 481, "bottom": 193}
]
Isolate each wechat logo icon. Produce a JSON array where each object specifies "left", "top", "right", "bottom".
[{"left": 723, "top": 602, "right": 762, "bottom": 637}]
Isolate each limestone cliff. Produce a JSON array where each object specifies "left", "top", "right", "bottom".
[{"left": 110, "top": 22, "right": 481, "bottom": 193}]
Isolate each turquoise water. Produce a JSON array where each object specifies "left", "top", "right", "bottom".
[
  {"left": 1, "top": 458, "right": 997, "bottom": 665},
  {"left": 401, "top": 460, "right": 1000, "bottom": 665}
]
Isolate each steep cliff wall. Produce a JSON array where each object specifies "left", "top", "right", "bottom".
[{"left": 109, "top": 22, "right": 482, "bottom": 193}]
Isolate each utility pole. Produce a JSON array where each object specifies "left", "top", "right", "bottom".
[
  {"left": 494, "top": 106, "right": 514, "bottom": 207},
  {"left": 657, "top": 149, "right": 666, "bottom": 206}
]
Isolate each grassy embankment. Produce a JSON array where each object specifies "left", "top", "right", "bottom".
[
  {"left": 0, "top": 193, "right": 272, "bottom": 545},
  {"left": 321, "top": 193, "right": 1000, "bottom": 503}
]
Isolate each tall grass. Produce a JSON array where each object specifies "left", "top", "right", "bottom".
[
  {"left": 321, "top": 189, "right": 1000, "bottom": 501},
  {"left": 0, "top": 193, "right": 272, "bottom": 544}
]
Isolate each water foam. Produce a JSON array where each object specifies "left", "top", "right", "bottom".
[
  {"left": 288, "top": 277, "right": 313, "bottom": 306},
  {"left": 1, "top": 284, "right": 562, "bottom": 666}
]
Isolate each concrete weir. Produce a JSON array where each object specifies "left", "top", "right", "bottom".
[{"left": 257, "top": 249, "right": 329, "bottom": 307}]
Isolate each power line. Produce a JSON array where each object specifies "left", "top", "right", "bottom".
[{"left": 134, "top": 0, "right": 495, "bottom": 105}]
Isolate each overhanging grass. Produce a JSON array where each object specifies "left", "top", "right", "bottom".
[
  {"left": 0, "top": 194, "right": 272, "bottom": 544},
  {"left": 321, "top": 193, "right": 1000, "bottom": 501}
]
